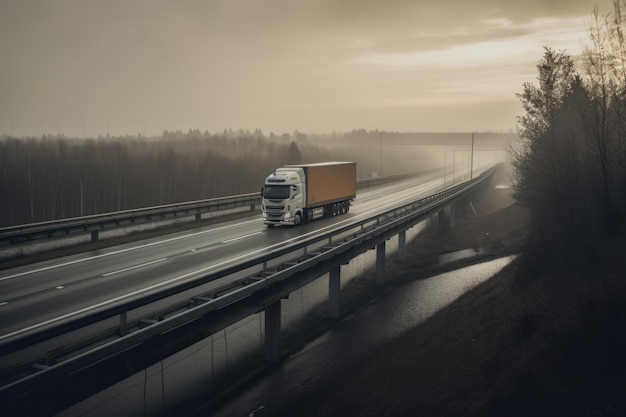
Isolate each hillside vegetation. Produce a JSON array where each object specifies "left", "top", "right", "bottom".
[
  {"left": 265, "top": 174, "right": 626, "bottom": 417},
  {"left": 266, "top": 4, "right": 626, "bottom": 415}
]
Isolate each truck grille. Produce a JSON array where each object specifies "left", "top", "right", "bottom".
[{"left": 264, "top": 204, "right": 285, "bottom": 221}]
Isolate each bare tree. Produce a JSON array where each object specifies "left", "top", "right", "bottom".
[
  {"left": 583, "top": 2, "right": 626, "bottom": 235},
  {"left": 514, "top": 4, "right": 626, "bottom": 268}
]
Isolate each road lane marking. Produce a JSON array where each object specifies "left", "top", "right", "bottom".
[
  {"left": 0, "top": 302, "right": 7, "bottom": 306},
  {"left": 102, "top": 258, "right": 168, "bottom": 277},
  {"left": 0, "top": 219, "right": 260, "bottom": 281},
  {"left": 0, "top": 178, "right": 443, "bottom": 287},
  {"left": 0, "top": 176, "right": 447, "bottom": 283},
  {"left": 0, "top": 178, "right": 449, "bottom": 342},
  {"left": 221, "top": 232, "right": 262, "bottom": 244}
]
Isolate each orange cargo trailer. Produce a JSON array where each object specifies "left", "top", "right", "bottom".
[{"left": 261, "top": 162, "right": 356, "bottom": 226}]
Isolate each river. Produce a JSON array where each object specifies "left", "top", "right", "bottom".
[{"left": 202, "top": 255, "right": 515, "bottom": 417}]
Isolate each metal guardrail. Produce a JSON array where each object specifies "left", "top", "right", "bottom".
[
  {"left": 0, "top": 193, "right": 261, "bottom": 247},
  {"left": 0, "top": 170, "right": 436, "bottom": 248},
  {"left": 0, "top": 166, "right": 497, "bottom": 414},
  {"left": 0, "top": 167, "right": 462, "bottom": 356}
]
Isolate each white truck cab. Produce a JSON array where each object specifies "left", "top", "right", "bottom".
[{"left": 262, "top": 168, "right": 307, "bottom": 226}]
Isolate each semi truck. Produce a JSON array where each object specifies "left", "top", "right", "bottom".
[{"left": 261, "top": 162, "right": 357, "bottom": 226}]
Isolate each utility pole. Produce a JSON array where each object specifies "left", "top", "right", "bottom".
[
  {"left": 452, "top": 147, "right": 456, "bottom": 183},
  {"left": 443, "top": 147, "right": 447, "bottom": 183},
  {"left": 470, "top": 132, "right": 475, "bottom": 179},
  {"left": 379, "top": 131, "right": 382, "bottom": 177}
]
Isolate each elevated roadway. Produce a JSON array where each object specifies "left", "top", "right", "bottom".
[{"left": 0, "top": 169, "right": 451, "bottom": 337}]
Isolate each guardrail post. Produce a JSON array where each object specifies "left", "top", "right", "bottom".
[
  {"left": 376, "top": 241, "right": 386, "bottom": 285},
  {"left": 195, "top": 213, "right": 202, "bottom": 222},
  {"left": 398, "top": 230, "right": 406, "bottom": 261},
  {"left": 264, "top": 301, "right": 281, "bottom": 362},
  {"left": 90, "top": 230, "right": 99, "bottom": 242},
  {"left": 328, "top": 265, "right": 341, "bottom": 319}
]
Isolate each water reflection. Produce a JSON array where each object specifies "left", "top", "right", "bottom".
[{"left": 212, "top": 256, "right": 515, "bottom": 417}]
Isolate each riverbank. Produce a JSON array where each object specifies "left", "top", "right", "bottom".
[{"left": 264, "top": 193, "right": 626, "bottom": 415}]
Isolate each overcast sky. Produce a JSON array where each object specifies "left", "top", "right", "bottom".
[{"left": 0, "top": 0, "right": 613, "bottom": 137}]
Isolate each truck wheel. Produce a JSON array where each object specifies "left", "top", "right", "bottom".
[
  {"left": 332, "top": 204, "right": 338, "bottom": 216},
  {"left": 294, "top": 213, "right": 302, "bottom": 225},
  {"left": 341, "top": 202, "right": 346, "bottom": 214}
]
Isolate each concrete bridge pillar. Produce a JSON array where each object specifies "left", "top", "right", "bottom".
[
  {"left": 398, "top": 230, "right": 406, "bottom": 261},
  {"left": 438, "top": 209, "right": 445, "bottom": 234},
  {"left": 376, "top": 241, "right": 386, "bottom": 285},
  {"left": 449, "top": 203, "right": 456, "bottom": 230},
  {"left": 264, "top": 301, "right": 281, "bottom": 362},
  {"left": 328, "top": 265, "right": 341, "bottom": 319},
  {"left": 437, "top": 204, "right": 457, "bottom": 233}
]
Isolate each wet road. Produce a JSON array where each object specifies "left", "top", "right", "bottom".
[
  {"left": 198, "top": 256, "right": 515, "bottom": 417},
  {"left": 0, "top": 172, "right": 448, "bottom": 336}
]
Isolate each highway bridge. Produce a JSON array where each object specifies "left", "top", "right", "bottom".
[{"left": 0, "top": 163, "right": 500, "bottom": 416}]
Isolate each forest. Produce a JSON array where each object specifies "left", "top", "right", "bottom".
[
  {"left": 513, "top": 3, "right": 626, "bottom": 267},
  {"left": 0, "top": 129, "right": 439, "bottom": 227}
]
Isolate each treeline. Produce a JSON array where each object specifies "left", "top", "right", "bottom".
[
  {"left": 0, "top": 128, "right": 436, "bottom": 227},
  {"left": 0, "top": 132, "right": 333, "bottom": 227},
  {"left": 514, "top": 3, "right": 626, "bottom": 268}
]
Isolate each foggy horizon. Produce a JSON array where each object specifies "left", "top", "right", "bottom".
[{"left": 1, "top": 0, "right": 612, "bottom": 138}]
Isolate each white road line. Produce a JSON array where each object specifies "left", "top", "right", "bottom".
[
  {"left": 221, "top": 232, "right": 262, "bottom": 244},
  {"left": 0, "top": 222, "right": 353, "bottom": 341},
  {"left": 102, "top": 258, "right": 168, "bottom": 277},
  {"left": 0, "top": 219, "right": 259, "bottom": 281},
  {"left": 0, "top": 302, "right": 8, "bottom": 306},
  {"left": 0, "top": 180, "right": 441, "bottom": 285},
  {"left": 0, "top": 181, "right": 446, "bottom": 342}
]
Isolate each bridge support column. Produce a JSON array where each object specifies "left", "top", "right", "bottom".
[
  {"left": 328, "top": 265, "right": 341, "bottom": 319},
  {"left": 90, "top": 230, "right": 99, "bottom": 242},
  {"left": 398, "top": 230, "right": 406, "bottom": 262},
  {"left": 438, "top": 210, "right": 445, "bottom": 234},
  {"left": 264, "top": 301, "right": 281, "bottom": 362},
  {"left": 376, "top": 241, "right": 386, "bottom": 285},
  {"left": 449, "top": 203, "right": 456, "bottom": 230}
]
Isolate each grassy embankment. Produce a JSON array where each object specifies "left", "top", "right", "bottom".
[{"left": 274, "top": 179, "right": 626, "bottom": 416}]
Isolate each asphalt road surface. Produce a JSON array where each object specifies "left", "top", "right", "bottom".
[{"left": 0, "top": 171, "right": 450, "bottom": 338}]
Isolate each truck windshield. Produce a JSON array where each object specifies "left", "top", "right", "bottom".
[{"left": 263, "top": 185, "right": 290, "bottom": 199}]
